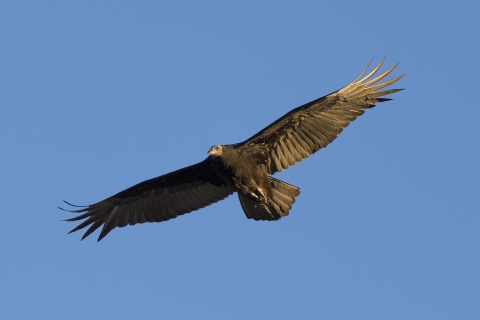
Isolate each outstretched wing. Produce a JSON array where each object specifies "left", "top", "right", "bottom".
[
  {"left": 62, "top": 158, "right": 235, "bottom": 241},
  {"left": 236, "top": 57, "right": 404, "bottom": 174}
]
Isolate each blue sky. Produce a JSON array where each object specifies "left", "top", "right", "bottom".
[{"left": 1, "top": 1, "right": 479, "bottom": 319}]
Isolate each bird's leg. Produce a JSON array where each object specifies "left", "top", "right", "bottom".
[
  {"left": 254, "top": 187, "right": 268, "bottom": 203},
  {"left": 246, "top": 188, "right": 267, "bottom": 203}
]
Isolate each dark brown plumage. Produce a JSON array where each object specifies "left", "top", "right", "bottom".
[{"left": 61, "top": 57, "right": 404, "bottom": 241}]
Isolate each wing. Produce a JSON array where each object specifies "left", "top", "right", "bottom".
[
  {"left": 61, "top": 158, "right": 235, "bottom": 241},
  {"left": 236, "top": 57, "right": 404, "bottom": 174}
]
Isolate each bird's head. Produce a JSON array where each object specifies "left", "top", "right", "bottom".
[{"left": 208, "top": 145, "right": 223, "bottom": 157}]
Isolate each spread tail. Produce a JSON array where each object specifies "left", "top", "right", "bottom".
[{"left": 239, "top": 177, "right": 300, "bottom": 220}]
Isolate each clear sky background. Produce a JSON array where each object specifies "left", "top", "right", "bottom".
[{"left": 1, "top": 1, "right": 479, "bottom": 319}]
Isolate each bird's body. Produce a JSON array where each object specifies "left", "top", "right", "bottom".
[
  {"left": 208, "top": 144, "right": 300, "bottom": 221},
  {"left": 62, "top": 57, "right": 404, "bottom": 241},
  {"left": 211, "top": 145, "right": 271, "bottom": 200}
]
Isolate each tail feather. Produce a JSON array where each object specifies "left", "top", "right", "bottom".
[{"left": 239, "top": 177, "right": 300, "bottom": 221}]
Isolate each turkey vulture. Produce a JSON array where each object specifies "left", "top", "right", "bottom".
[{"left": 62, "top": 57, "right": 403, "bottom": 241}]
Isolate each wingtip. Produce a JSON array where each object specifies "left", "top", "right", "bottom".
[
  {"left": 352, "top": 58, "right": 373, "bottom": 83},
  {"left": 63, "top": 200, "right": 88, "bottom": 207},
  {"left": 81, "top": 229, "right": 95, "bottom": 241},
  {"left": 97, "top": 234, "right": 106, "bottom": 242}
]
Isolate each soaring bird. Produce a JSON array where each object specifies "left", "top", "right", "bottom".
[{"left": 62, "top": 57, "right": 403, "bottom": 241}]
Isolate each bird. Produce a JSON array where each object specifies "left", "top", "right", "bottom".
[{"left": 61, "top": 57, "right": 404, "bottom": 241}]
